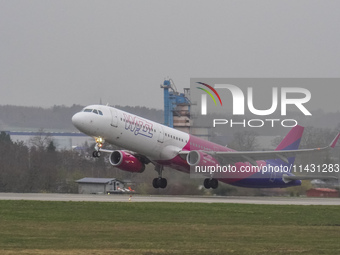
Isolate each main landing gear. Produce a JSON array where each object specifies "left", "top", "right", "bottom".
[
  {"left": 204, "top": 178, "right": 218, "bottom": 189},
  {"left": 152, "top": 165, "right": 167, "bottom": 189},
  {"left": 152, "top": 177, "right": 167, "bottom": 189}
]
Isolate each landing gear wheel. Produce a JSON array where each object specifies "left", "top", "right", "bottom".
[
  {"left": 152, "top": 178, "right": 159, "bottom": 188},
  {"left": 159, "top": 178, "right": 167, "bottom": 189},
  {"left": 92, "top": 151, "right": 101, "bottom": 158},
  {"left": 204, "top": 178, "right": 211, "bottom": 189},
  {"left": 152, "top": 178, "right": 167, "bottom": 189},
  {"left": 203, "top": 178, "right": 218, "bottom": 189},
  {"left": 210, "top": 178, "right": 218, "bottom": 189}
]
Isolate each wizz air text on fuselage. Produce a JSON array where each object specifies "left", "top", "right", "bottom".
[{"left": 123, "top": 113, "right": 154, "bottom": 138}]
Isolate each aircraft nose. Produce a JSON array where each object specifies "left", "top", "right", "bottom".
[{"left": 72, "top": 112, "right": 83, "bottom": 129}]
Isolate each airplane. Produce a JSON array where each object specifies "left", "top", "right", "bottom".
[{"left": 72, "top": 104, "right": 340, "bottom": 189}]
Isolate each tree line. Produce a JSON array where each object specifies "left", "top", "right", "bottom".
[
  {"left": 0, "top": 104, "right": 164, "bottom": 131},
  {"left": 0, "top": 131, "right": 111, "bottom": 193}
]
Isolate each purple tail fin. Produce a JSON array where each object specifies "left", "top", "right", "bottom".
[
  {"left": 267, "top": 125, "right": 304, "bottom": 170},
  {"left": 275, "top": 125, "right": 304, "bottom": 151}
]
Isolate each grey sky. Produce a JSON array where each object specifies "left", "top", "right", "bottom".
[{"left": 1, "top": 0, "right": 339, "bottom": 111}]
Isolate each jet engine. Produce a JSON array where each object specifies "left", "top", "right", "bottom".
[
  {"left": 109, "top": 150, "right": 145, "bottom": 173},
  {"left": 186, "top": 150, "right": 220, "bottom": 167}
]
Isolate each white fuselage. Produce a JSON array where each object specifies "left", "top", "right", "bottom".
[{"left": 72, "top": 105, "right": 190, "bottom": 161}]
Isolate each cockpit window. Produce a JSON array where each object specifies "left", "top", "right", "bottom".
[{"left": 83, "top": 108, "right": 104, "bottom": 115}]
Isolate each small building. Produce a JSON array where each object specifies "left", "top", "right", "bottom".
[
  {"left": 306, "top": 188, "right": 339, "bottom": 198},
  {"left": 75, "top": 177, "right": 124, "bottom": 194}
]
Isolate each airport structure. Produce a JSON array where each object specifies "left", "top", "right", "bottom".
[
  {"left": 160, "top": 78, "right": 191, "bottom": 133},
  {"left": 75, "top": 177, "right": 125, "bottom": 194},
  {"left": 160, "top": 78, "right": 210, "bottom": 140},
  {"left": 306, "top": 188, "right": 339, "bottom": 198}
]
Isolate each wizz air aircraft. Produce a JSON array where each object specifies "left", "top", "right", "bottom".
[{"left": 72, "top": 105, "right": 340, "bottom": 189}]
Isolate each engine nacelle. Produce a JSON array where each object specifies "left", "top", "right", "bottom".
[
  {"left": 109, "top": 150, "right": 145, "bottom": 173},
  {"left": 186, "top": 150, "right": 220, "bottom": 167}
]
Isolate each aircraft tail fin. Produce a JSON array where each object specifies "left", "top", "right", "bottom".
[
  {"left": 275, "top": 125, "right": 304, "bottom": 151},
  {"left": 266, "top": 126, "right": 304, "bottom": 170}
]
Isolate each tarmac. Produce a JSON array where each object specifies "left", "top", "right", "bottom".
[{"left": 0, "top": 193, "right": 340, "bottom": 205}]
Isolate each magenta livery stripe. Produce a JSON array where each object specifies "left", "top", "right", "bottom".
[
  {"left": 197, "top": 82, "right": 223, "bottom": 106},
  {"left": 275, "top": 125, "right": 304, "bottom": 151}
]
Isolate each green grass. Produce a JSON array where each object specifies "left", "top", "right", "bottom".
[{"left": 0, "top": 200, "right": 340, "bottom": 254}]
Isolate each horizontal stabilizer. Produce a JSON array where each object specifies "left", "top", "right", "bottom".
[{"left": 283, "top": 175, "right": 338, "bottom": 181}]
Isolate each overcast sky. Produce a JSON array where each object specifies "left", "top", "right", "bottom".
[{"left": 1, "top": 0, "right": 339, "bottom": 111}]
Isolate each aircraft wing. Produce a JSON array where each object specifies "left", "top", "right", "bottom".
[
  {"left": 98, "top": 148, "right": 153, "bottom": 165},
  {"left": 179, "top": 133, "right": 340, "bottom": 166},
  {"left": 97, "top": 148, "right": 115, "bottom": 153}
]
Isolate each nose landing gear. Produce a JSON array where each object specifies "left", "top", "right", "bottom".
[{"left": 92, "top": 137, "right": 104, "bottom": 158}]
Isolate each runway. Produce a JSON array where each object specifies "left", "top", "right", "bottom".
[{"left": 0, "top": 193, "right": 339, "bottom": 205}]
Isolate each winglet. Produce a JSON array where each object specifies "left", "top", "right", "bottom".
[{"left": 330, "top": 133, "right": 340, "bottom": 148}]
